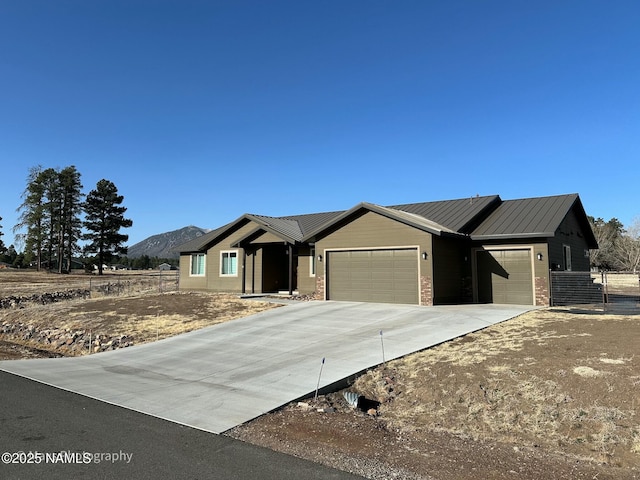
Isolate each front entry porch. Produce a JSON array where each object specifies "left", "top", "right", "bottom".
[{"left": 241, "top": 243, "right": 298, "bottom": 295}]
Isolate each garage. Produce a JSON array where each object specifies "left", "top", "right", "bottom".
[
  {"left": 326, "top": 248, "right": 419, "bottom": 304},
  {"left": 476, "top": 249, "right": 533, "bottom": 305}
]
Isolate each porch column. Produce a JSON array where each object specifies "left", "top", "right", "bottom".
[
  {"left": 288, "top": 243, "right": 293, "bottom": 295},
  {"left": 251, "top": 251, "right": 255, "bottom": 294},
  {"left": 241, "top": 249, "right": 246, "bottom": 294}
]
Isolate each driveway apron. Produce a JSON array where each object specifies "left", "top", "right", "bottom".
[{"left": 0, "top": 302, "right": 532, "bottom": 433}]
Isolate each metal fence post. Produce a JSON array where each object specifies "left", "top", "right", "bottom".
[{"left": 601, "top": 270, "right": 607, "bottom": 312}]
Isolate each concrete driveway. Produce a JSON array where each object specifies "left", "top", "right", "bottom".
[{"left": 0, "top": 302, "right": 532, "bottom": 434}]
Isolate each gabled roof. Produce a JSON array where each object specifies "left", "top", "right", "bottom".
[
  {"left": 176, "top": 211, "right": 346, "bottom": 252},
  {"left": 470, "top": 193, "right": 598, "bottom": 247},
  {"left": 302, "top": 202, "right": 461, "bottom": 241},
  {"left": 247, "top": 214, "right": 304, "bottom": 242}
]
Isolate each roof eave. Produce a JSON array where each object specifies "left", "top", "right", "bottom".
[
  {"left": 230, "top": 225, "right": 298, "bottom": 247},
  {"left": 471, "top": 232, "right": 556, "bottom": 241}
]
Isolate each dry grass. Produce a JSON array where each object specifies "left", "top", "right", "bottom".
[
  {"left": 1, "top": 292, "right": 279, "bottom": 349},
  {"left": 352, "top": 308, "right": 640, "bottom": 467},
  {"left": 0, "top": 270, "right": 91, "bottom": 295},
  {"left": 0, "top": 269, "right": 178, "bottom": 298},
  {"left": 592, "top": 273, "right": 640, "bottom": 289}
]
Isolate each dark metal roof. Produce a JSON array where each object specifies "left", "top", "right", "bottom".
[
  {"left": 277, "top": 210, "right": 344, "bottom": 238},
  {"left": 470, "top": 193, "right": 597, "bottom": 247},
  {"left": 176, "top": 193, "right": 597, "bottom": 253},
  {"left": 248, "top": 214, "right": 304, "bottom": 242},
  {"left": 375, "top": 204, "right": 459, "bottom": 235},
  {"left": 388, "top": 195, "right": 501, "bottom": 233}
]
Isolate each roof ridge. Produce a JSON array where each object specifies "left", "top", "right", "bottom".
[
  {"left": 499, "top": 192, "right": 578, "bottom": 203},
  {"left": 387, "top": 194, "right": 500, "bottom": 208}
]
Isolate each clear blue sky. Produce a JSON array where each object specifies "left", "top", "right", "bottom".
[{"left": 1, "top": 1, "right": 639, "bottom": 249}]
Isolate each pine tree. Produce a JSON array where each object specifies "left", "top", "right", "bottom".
[
  {"left": 40, "top": 167, "right": 63, "bottom": 271},
  {"left": 58, "top": 166, "right": 83, "bottom": 273},
  {"left": 15, "top": 166, "right": 83, "bottom": 272},
  {"left": 14, "top": 166, "right": 46, "bottom": 270},
  {"left": 83, "top": 179, "right": 133, "bottom": 275}
]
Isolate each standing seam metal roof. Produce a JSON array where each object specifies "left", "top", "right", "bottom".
[
  {"left": 388, "top": 195, "right": 501, "bottom": 233},
  {"left": 470, "top": 194, "right": 581, "bottom": 239},
  {"left": 277, "top": 210, "right": 345, "bottom": 237},
  {"left": 247, "top": 215, "right": 305, "bottom": 242},
  {"left": 176, "top": 193, "right": 595, "bottom": 252}
]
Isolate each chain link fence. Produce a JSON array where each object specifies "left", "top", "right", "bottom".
[
  {"left": 0, "top": 270, "right": 180, "bottom": 309},
  {"left": 88, "top": 271, "right": 180, "bottom": 297}
]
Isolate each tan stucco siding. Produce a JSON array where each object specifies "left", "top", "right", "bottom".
[
  {"left": 179, "top": 253, "right": 208, "bottom": 291},
  {"left": 315, "top": 211, "right": 433, "bottom": 304},
  {"left": 316, "top": 211, "right": 432, "bottom": 254},
  {"left": 204, "top": 222, "right": 257, "bottom": 292},
  {"left": 249, "top": 231, "right": 286, "bottom": 244},
  {"left": 179, "top": 220, "right": 269, "bottom": 293},
  {"left": 297, "top": 245, "right": 316, "bottom": 295}
]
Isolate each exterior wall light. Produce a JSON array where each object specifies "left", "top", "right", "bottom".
[
  {"left": 537, "top": 253, "right": 543, "bottom": 261},
  {"left": 421, "top": 252, "right": 428, "bottom": 260},
  {"left": 317, "top": 254, "right": 323, "bottom": 262}
]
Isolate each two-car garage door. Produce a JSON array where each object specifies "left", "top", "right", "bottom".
[
  {"left": 325, "top": 247, "right": 534, "bottom": 306},
  {"left": 326, "top": 248, "right": 419, "bottom": 304}
]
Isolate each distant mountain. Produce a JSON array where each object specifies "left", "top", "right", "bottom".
[{"left": 126, "top": 226, "right": 209, "bottom": 259}]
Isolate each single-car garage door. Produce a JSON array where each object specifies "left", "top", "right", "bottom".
[
  {"left": 326, "top": 248, "right": 419, "bottom": 304},
  {"left": 477, "top": 249, "right": 533, "bottom": 305}
]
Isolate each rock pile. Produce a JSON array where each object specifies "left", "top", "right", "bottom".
[
  {"left": 265, "top": 292, "right": 317, "bottom": 302},
  {"left": 0, "top": 289, "right": 91, "bottom": 309},
  {"left": 0, "top": 321, "right": 133, "bottom": 355}
]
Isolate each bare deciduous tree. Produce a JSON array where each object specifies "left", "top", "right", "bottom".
[
  {"left": 589, "top": 217, "right": 624, "bottom": 270},
  {"left": 613, "top": 217, "right": 640, "bottom": 273}
]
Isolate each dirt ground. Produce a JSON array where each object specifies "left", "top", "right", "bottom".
[
  {"left": 1, "top": 271, "right": 639, "bottom": 480},
  {"left": 228, "top": 308, "right": 640, "bottom": 479}
]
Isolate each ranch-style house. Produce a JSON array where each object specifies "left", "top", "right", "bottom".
[{"left": 177, "top": 193, "right": 598, "bottom": 307}]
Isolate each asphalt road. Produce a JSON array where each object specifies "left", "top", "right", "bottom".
[{"left": 0, "top": 371, "right": 362, "bottom": 480}]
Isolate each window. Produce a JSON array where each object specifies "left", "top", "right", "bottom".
[
  {"left": 220, "top": 251, "right": 238, "bottom": 276},
  {"left": 563, "top": 245, "right": 572, "bottom": 271},
  {"left": 310, "top": 247, "right": 316, "bottom": 276},
  {"left": 190, "top": 253, "right": 205, "bottom": 276}
]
